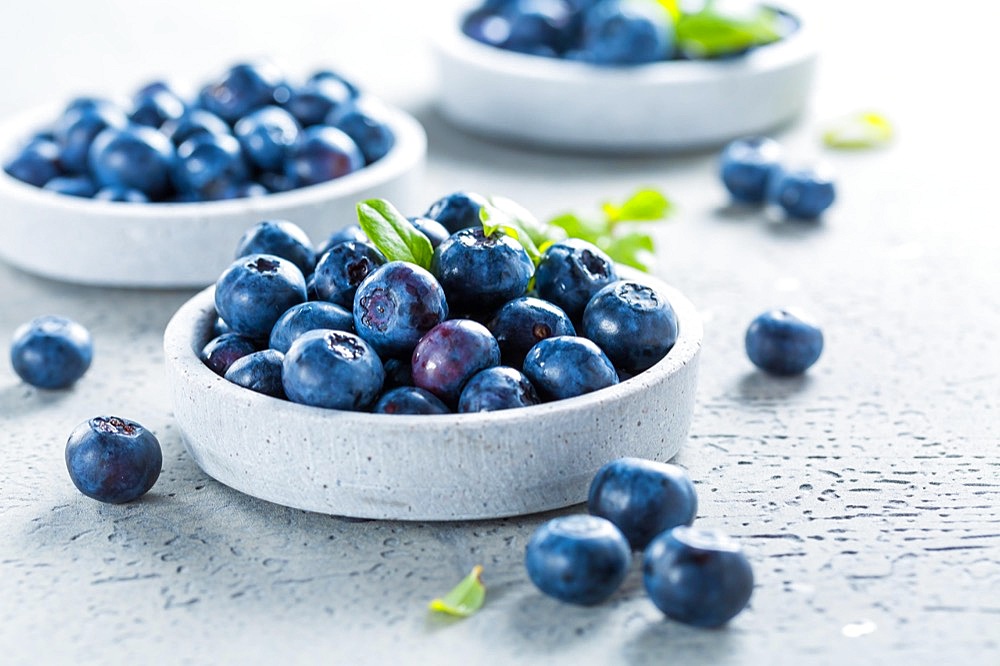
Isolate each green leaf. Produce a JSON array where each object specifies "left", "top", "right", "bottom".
[
  {"left": 428, "top": 565, "right": 486, "bottom": 618},
  {"left": 822, "top": 111, "right": 893, "bottom": 149},
  {"left": 677, "top": 4, "right": 782, "bottom": 58},
  {"left": 600, "top": 232, "right": 657, "bottom": 272},
  {"left": 480, "top": 199, "right": 545, "bottom": 266},
  {"left": 547, "top": 213, "right": 607, "bottom": 244},
  {"left": 356, "top": 199, "right": 434, "bottom": 270},
  {"left": 608, "top": 188, "right": 674, "bottom": 222}
]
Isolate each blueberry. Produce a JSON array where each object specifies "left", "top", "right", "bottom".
[
  {"left": 458, "top": 365, "right": 539, "bottom": 412},
  {"left": 88, "top": 126, "right": 177, "bottom": 199},
  {"left": 462, "top": 9, "right": 511, "bottom": 48},
  {"left": 285, "top": 125, "right": 364, "bottom": 188},
  {"left": 94, "top": 186, "right": 149, "bottom": 203},
  {"left": 744, "top": 308, "right": 823, "bottom": 376},
  {"left": 198, "top": 60, "right": 289, "bottom": 124},
  {"left": 4, "top": 139, "right": 62, "bottom": 187},
  {"left": 411, "top": 319, "right": 501, "bottom": 404},
  {"left": 407, "top": 217, "right": 449, "bottom": 249},
  {"left": 312, "top": 241, "right": 387, "bottom": 308},
  {"left": 499, "top": 0, "right": 577, "bottom": 55},
  {"left": 10, "top": 315, "right": 93, "bottom": 389},
  {"left": 317, "top": 224, "right": 368, "bottom": 256},
  {"left": 65, "top": 416, "right": 162, "bottom": 504},
  {"left": 525, "top": 514, "right": 631, "bottom": 605},
  {"left": 373, "top": 386, "right": 450, "bottom": 415},
  {"left": 643, "top": 527, "right": 754, "bottom": 627},
  {"left": 173, "top": 133, "right": 248, "bottom": 200},
  {"left": 285, "top": 77, "right": 354, "bottom": 127},
  {"left": 432, "top": 228, "right": 534, "bottom": 314},
  {"left": 583, "top": 280, "right": 677, "bottom": 374},
  {"left": 588, "top": 457, "right": 697, "bottom": 550},
  {"left": 326, "top": 96, "right": 395, "bottom": 165},
  {"left": 218, "top": 182, "right": 269, "bottom": 200},
  {"left": 535, "top": 239, "right": 618, "bottom": 321},
  {"left": 42, "top": 175, "right": 97, "bottom": 198},
  {"left": 214, "top": 254, "right": 307, "bottom": 339},
  {"left": 200, "top": 332, "right": 259, "bottom": 376},
  {"left": 129, "top": 85, "right": 186, "bottom": 128},
  {"left": 234, "top": 219, "right": 316, "bottom": 277},
  {"left": 161, "top": 109, "right": 231, "bottom": 147},
  {"left": 424, "top": 191, "right": 489, "bottom": 234},
  {"left": 523, "top": 335, "right": 618, "bottom": 400},
  {"left": 54, "top": 101, "right": 129, "bottom": 173},
  {"left": 381, "top": 357, "right": 415, "bottom": 390},
  {"left": 269, "top": 301, "right": 354, "bottom": 353},
  {"left": 353, "top": 262, "right": 449, "bottom": 358},
  {"left": 307, "top": 69, "right": 361, "bottom": 99},
  {"left": 488, "top": 296, "right": 576, "bottom": 367},
  {"left": 768, "top": 164, "right": 836, "bottom": 219},
  {"left": 282, "top": 329, "right": 384, "bottom": 410},
  {"left": 719, "top": 136, "right": 783, "bottom": 203},
  {"left": 234, "top": 105, "right": 301, "bottom": 172},
  {"left": 579, "top": 0, "right": 674, "bottom": 65},
  {"left": 224, "top": 349, "right": 286, "bottom": 399}
]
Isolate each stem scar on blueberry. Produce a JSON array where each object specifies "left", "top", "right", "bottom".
[
  {"left": 92, "top": 416, "right": 137, "bottom": 435},
  {"left": 249, "top": 256, "right": 280, "bottom": 273}
]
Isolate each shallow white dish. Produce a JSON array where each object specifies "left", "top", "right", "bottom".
[
  {"left": 163, "top": 271, "right": 702, "bottom": 521},
  {"left": 0, "top": 103, "right": 426, "bottom": 288},
  {"left": 435, "top": 4, "right": 817, "bottom": 152}
]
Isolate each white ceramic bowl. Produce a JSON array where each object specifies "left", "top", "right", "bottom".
[
  {"left": 0, "top": 104, "right": 426, "bottom": 288},
  {"left": 163, "top": 272, "right": 702, "bottom": 521},
  {"left": 435, "top": 4, "right": 817, "bottom": 152}
]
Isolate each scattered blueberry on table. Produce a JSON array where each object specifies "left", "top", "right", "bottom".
[
  {"left": 10, "top": 315, "right": 93, "bottom": 389},
  {"left": 65, "top": 416, "right": 163, "bottom": 504},
  {"left": 2, "top": 61, "right": 396, "bottom": 203},
  {"left": 745, "top": 307, "right": 824, "bottom": 375}
]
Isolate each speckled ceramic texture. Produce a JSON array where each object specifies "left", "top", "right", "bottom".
[
  {"left": 163, "top": 272, "right": 702, "bottom": 520},
  {"left": 0, "top": 103, "right": 426, "bottom": 288},
  {"left": 435, "top": 3, "right": 817, "bottom": 152}
]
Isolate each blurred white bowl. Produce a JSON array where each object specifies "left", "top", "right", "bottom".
[
  {"left": 163, "top": 271, "right": 702, "bottom": 521},
  {"left": 435, "top": 4, "right": 817, "bottom": 152},
  {"left": 0, "top": 103, "right": 426, "bottom": 288}
]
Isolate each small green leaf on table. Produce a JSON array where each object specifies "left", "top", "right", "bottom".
[
  {"left": 822, "top": 111, "right": 894, "bottom": 149},
  {"left": 428, "top": 565, "right": 486, "bottom": 618}
]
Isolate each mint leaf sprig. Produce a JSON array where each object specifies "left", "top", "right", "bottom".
[
  {"left": 676, "top": 3, "right": 784, "bottom": 58},
  {"left": 428, "top": 565, "right": 486, "bottom": 618},
  {"left": 547, "top": 188, "right": 674, "bottom": 272},
  {"left": 356, "top": 198, "right": 434, "bottom": 270},
  {"left": 479, "top": 195, "right": 563, "bottom": 266}
]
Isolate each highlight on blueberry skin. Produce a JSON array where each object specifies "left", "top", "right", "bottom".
[
  {"left": 234, "top": 219, "right": 316, "bottom": 278},
  {"left": 525, "top": 514, "right": 631, "bottom": 606},
  {"left": 458, "top": 365, "right": 540, "bottom": 413},
  {"left": 10, "top": 315, "right": 93, "bottom": 389},
  {"left": 65, "top": 416, "right": 163, "bottom": 504},
  {"left": 587, "top": 457, "right": 697, "bottom": 550},
  {"left": 523, "top": 335, "right": 618, "bottom": 401},
  {"left": 534, "top": 238, "right": 618, "bottom": 321},
  {"left": 719, "top": 136, "right": 783, "bottom": 204},
  {"left": 643, "top": 526, "right": 754, "bottom": 628},
  {"left": 583, "top": 280, "right": 678, "bottom": 374},
  {"left": 745, "top": 307, "right": 823, "bottom": 376},
  {"left": 224, "top": 349, "right": 286, "bottom": 399},
  {"left": 431, "top": 227, "right": 534, "bottom": 314},
  {"left": 268, "top": 300, "right": 354, "bottom": 353}
]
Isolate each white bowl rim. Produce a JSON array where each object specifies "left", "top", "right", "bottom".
[
  {"left": 164, "top": 272, "right": 704, "bottom": 428},
  {"left": 0, "top": 99, "right": 427, "bottom": 220},
  {"left": 437, "top": 2, "right": 816, "bottom": 86}
]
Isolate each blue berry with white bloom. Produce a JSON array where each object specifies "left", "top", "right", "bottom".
[
  {"left": 582, "top": 280, "right": 677, "bottom": 374},
  {"left": 10, "top": 315, "right": 93, "bottom": 389},
  {"left": 458, "top": 365, "right": 539, "bottom": 412},
  {"left": 525, "top": 514, "right": 631, "bottom": 605},
  {"left": 523, "top": 335, "right": 618, "bottom": 400},
  {"left": 224, "top": 349, "right": 286, "bottom": 399},
  {"left": 269, "top": 301, "right": 354, "bottom": 353},
  {"left": 214, "top": 254, "right": 307, "bottom": 340},
  {"left": 200, "top": 332, "right": 258, "bottom": 376},
  {"left": 535, "top": 238, "right": 618, "bottom": 321},
  {"left": 588, "top": 457, "right": 697, "bottom": 550},
  {"left": 411, "top": 319, "right": 501, "bottom": 404},
  {"left": 285, "top": 126, "right": 364, "bottom": 188},
  {"left": 326, "top": 96, "right": 395, "bottom": 165},
  {"left": 374, "top": 386, "right": 450, "bottom": 415},
  {"left": 234, "top": 219, "right": 316, "bottom": 277},
  {"left": 643, "top": 526, "right": 754, "bottom": 627},
  {"left": 720, "top": 136, "right": 783, "bottom": 203},
  {"left": 312, "top": 241, "right": 387, "bottom": 309},
  {"left": 431, "top": 227, "right": 534, "bottom": 314},
  {"left": 579, "top": 0, "right": 674, "bottom": 65},
  {"left": 173, "top": 133, "right": 248, "bottom": 200},
  {"left": 282, "top": 329, "right": 384, "bottom": 410},
  {"left": 4, "top": 139, "right": 61, "bottom": 187},
  {"left": 285, "top": 77, "right": 354, "bottom": 128},
  {"left": 234, "top": 106, "right": 301, "bottom": 172},
  {"left": 54, "top": 101, "right": 129, "bottom": 173},
  {"left": 768, "top": 164, "right": 837, "bottom": 219},
  {"left": 65, "top": 416, "right": 162, "bottom": 504},
  {"left": 161, "top": 109, "right": 231, "bottom": 147},
  {"left": 89, "top": 126, "right": 176, "bottom": 199},
  {"left": 424, "top": 191, "right": 489, "bottom": 234},
  {"left": 745, "top": 308, "right": 823, "bottom": 375},
  {"left": 198, "top": 60, "right": 289, "bottom": 124}
]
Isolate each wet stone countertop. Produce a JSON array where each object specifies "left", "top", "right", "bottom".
[{"left": 0, "top": 1, "right": 997, "bottom": 664}]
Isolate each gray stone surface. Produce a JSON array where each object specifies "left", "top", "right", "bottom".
[{"left": 1, "top": 1, "right": 998, "bottom": 664}]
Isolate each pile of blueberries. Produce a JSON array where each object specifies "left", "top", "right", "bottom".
[
  {"left": 2, "top": 61, "right": 394, "bottom": 203},
  {"left": 720, "top": 135, "right": 837, "bottom": 220},
  {"left": 202, "top": 191, "right": 680, "bottom": 414},
  {"left": 463, "top": 0, "right": 793, "bottom": 65},
  {"left": 526, "top": 456, "right": 753, "bottom": 627}
]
